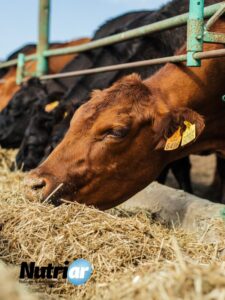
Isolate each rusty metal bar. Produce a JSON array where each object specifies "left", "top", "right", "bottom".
[
  {"left": 204, "top": 31, "right": 225, "bottom": 44},
  {"left": 203, "top": 2, "right": 225, "bottom": 46},
  {"left": 39, "top": 48, "right": 225, "bottom": 81}
]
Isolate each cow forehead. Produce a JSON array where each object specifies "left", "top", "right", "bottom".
[
  {"left": 72, "top": 93, "right": 133, "bottom": 125},
  {"left": 70, "top": 75, "right": 151, "bottom": 131},
  {"left": 71, "top": 108, "right": 132, "bottom": 138}
]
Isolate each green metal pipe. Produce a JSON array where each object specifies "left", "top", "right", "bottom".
[
  {"left": 43, "top": 2, "right": 223, "bottom": 58},
  {"left": 0, "top": 54, "right": 36, "bottom": 69},
  {"left": 40, "top": 48, "right": 225, "bottom": 81},
  {"left": 0, "top": 58, "right": 18, "bottom": 69},
  {"left": 16, "top": 53, "right": 25, "bottom": 85},
  {"left": 187, "top": 0, "right": 205, "bottom": 67},
  {"left": 40, "top": 54, "right": 187, "bottom": 80},
  {"left": 205, "top": 2, "right": 225, "bottom": 30},
  {"left": 204, "top": 31, "right": 225, "bottom": 44},
  {"left": 36, "top": 0, "right": 50, "bottom": 77}
]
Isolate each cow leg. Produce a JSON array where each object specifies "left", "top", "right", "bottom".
[
  {"left": 156, "top": 157, "right": 193, "bottom": 194},
  {"left": 170, "top": 157, "right": 193, "bottom": 194},
  {"left": 213, "top": 155, "right": 225, "bottom": 204},
  {"left": 156, "top": 165, "right": 170, "bottom": 185}
]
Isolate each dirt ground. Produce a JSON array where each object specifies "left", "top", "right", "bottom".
[{"left": 165, "top": 154, "right": 218, "bottom": 201}]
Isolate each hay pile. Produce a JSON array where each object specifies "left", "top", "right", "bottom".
[{"left": 0, "top": 148, "right": 224, "bottom": 299}]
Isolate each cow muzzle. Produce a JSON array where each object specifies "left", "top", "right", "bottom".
[{"left": 23, "top": 172, "right": 63, "bottom": 205}]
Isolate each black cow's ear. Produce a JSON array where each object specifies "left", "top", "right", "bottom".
[{"left": 154, "top": 108, "right": 205, "bottom": 151}]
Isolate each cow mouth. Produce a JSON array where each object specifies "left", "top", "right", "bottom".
[
  {"left": 30, "top": 182, "right": 117, "bottom": 210},
  {"left": 24, "top": 173, "right": 106, "bottom": 208},
  {"left": 41, "top": 181, "right": 82, "bottom": 206},
  {"left": 24, "top": 175, "right": 77, "bottom": 206},
  {"left": 41, "top": 182, "right": 66, "bottom": 206}
]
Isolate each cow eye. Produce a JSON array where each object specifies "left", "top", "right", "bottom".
[{"left": 106, "top": 127, "right": 130, "bottom": 138}]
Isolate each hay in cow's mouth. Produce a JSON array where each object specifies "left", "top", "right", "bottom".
[{"left": 0, "top": 147, "right": 224, "bottom": 299}]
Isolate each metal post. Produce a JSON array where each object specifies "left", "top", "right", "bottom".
[
  {"left": 187, "top": 0, "right": 205, "bottom": 67},
  {"left": 16, "top": 53, "right": 25, "bottom": 85},
  {"left": 36, "top": 0, "right": 50, "bottom": 77}
]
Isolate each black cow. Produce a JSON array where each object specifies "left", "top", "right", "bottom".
[
  {"left": 0, "top": 64, "right": 7, "bottom": 79},
  {"left": 0, "top": 68, "right": 6, "bottom": 80},
  {"left": 0, "top": 78, "right": 48, "bottom": 148}
]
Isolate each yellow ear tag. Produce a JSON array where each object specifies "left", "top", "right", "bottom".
[
  {"left": 64, "top": 111, "right": 68, "bottom": 118},
  {"left": 164, "top": 127, "right": 182, "bottom": 151},
  {"left": 45, "top": 101, "right": 59, "bottom": 113},
  {"left": 181, "top": 121, "right": 196, "bottom": 146}
]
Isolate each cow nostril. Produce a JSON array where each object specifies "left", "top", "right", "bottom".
[
  {"left": 32, "top": 179, "right": 46, "bottom": 190},
  {"left": 24, "top": 175, "right": 46, "bottom": 191}
]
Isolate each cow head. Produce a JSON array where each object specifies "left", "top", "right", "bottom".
[
  {"left": 25, "top": 74, "right": 205, "bottom": 209},
  {"left": 0, "top": 78, "right": 49, "bottom": 148},
  {"left": 8, "top": 78, "right": 48, "bottom": 110}
]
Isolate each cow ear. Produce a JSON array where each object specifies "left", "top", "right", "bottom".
[{"left": 154, "top": 108, "right": 205, "bottom": 151}]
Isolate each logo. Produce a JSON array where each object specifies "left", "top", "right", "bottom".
[
  {"left": 67, "top": 259, "right": 93, "bottom": 285},
  {"left": 19, "top": 259, "right": 93, "bottom": 286}
]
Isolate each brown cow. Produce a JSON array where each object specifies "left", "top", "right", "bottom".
[
  {"left": 0, "top": 38, "right": 89, "bottom": 111},
  {"left": 25, "top": 19, "right": 225, "bottom": 209}
]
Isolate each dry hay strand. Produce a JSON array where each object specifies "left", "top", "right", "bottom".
[
  {"left": 0, "top": 147, "right": 17, "bottom": 171},
  {"left": 0, "top": 148, "right": 224, "bottom": 299},
  {"left": 99, "top": 260, "right": 225, "bottom": 300}
]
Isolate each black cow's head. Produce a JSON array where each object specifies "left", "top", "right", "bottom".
[
  {"left": 0, "top": 78, "right": 48, "bottom": 148},
  {"left": 15, "top": 97, "right": 76, "bottom": 171}
]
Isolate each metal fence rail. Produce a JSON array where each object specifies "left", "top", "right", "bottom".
[
  {"left": 40, "top": 48, "right": 225, "bottom": 80},
  {"left": 43, "top": 3, "right": 222, "bottom": 57},
  {"left": 0, "top": 1, "right": 224, "bottom": 84}
]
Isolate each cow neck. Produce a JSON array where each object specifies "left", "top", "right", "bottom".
[
  {"left": 145, "top": 17, "right": 225, "bottom": 116},
  {"left": 144, "top": 46, "right": 225, "bottom": 161}
]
